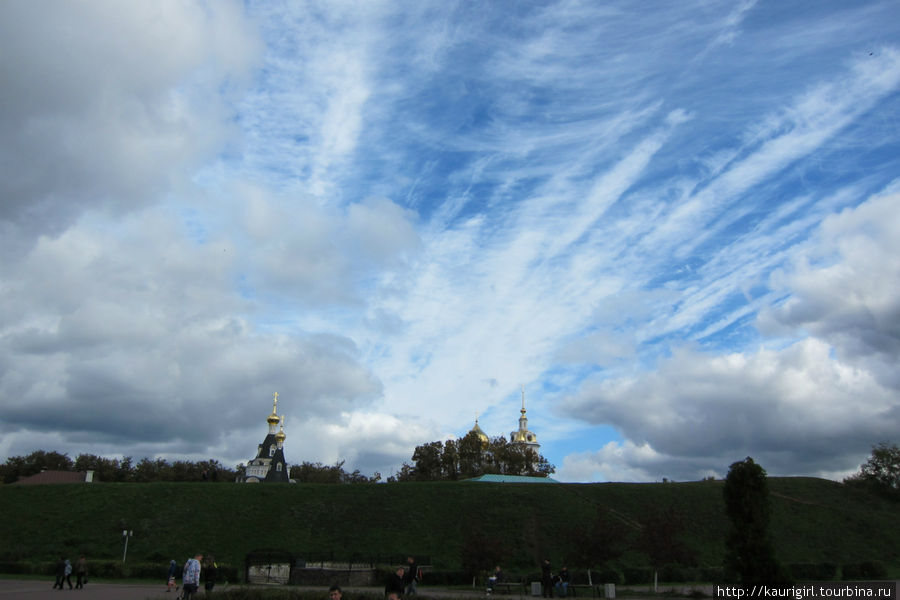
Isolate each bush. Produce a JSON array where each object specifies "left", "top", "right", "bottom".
[
  {"left": 699, "top": 567, "right": 724, "bottom": 582},
  {"left": 0, "top": 561, "right": 43, "bottom": 575},
  {"left": 860, "top": 561, "right": 887, "bottom": 579},
  {"left": 789, "top": 563, "right": 837, "bottom": 581},
  {"left": 623, "top": 567, "right": 652, "bottom": 585},
  {"left": 594, "top": 569, "right": 621, "bottom": 585},
  {"left": 421, "top": 570, "right": 470, "bottom": 585},
  {"left": 842, "top": 562, "right": 887, "bottom": 581},
  {"left": 659, "top": 564, "right": 698, "bottom": 583}
]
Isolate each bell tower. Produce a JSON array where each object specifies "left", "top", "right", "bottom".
[{"left": 509, "top": 385, "right": 539, "bottom": 450}]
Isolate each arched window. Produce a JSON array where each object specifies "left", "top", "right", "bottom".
[
  {"left": 269, "top": 445, "right": 276, "bottom": 457},
  {"left": 276, "top": 463, "right": 283, "bottom": 472}
]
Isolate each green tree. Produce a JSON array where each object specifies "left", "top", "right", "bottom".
[
  {"left": 394, "top": 433, "right": 555, "bottom": 482},
  {"left": 523, "top": 447, "right": 555, "bottom": 477},
  {"left": 134, "top": 457, "right": 169, "bottom": 482},
  {"left": 844, "top": 442, "right": 900, "bottom": 496},
  {"left": 290, "top": 461, "right": 343, "bottom": 483},
  {"left": 442, "top": 439, "right": 459, "bottom": 480},
  {"left": 289, "top": 460, "right": 378, "bottom": 483},
  {"left": 412, "top": 441, "right": 444, "bottom": 481},
  {"left": 458, "top": 431, "right": 486, "bottom": 479},
  {"left": 388, "top": 462, "right": 415, "bottom": 482},
  {"left": 73, "top": 454, "right": 134, "bottom": 482},
  {"left": 1, "top": 450, "right": 73, "bottom": 483},
  {"left": 723, "top": 457, "right": 789, "bottom": 586}
]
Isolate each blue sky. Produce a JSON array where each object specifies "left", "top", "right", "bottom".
[{"left": 1, "top": 0, "right": 899, "bottom": 482}]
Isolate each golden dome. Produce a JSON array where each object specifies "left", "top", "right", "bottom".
[
  {"left": 267, "top": 392, "right": 280, "bottom": 425},
  {"left": 469, "top": 417, "right": 489, "bottom": 446},
  {"left": 275, "top": 417, "right": 286, "bottom": 443}
]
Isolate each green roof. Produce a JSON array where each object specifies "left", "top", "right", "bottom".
[{"left": 464, "top": 474, "right": 559, "bottom": 484}]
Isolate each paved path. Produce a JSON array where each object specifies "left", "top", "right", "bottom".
[
  {"left": 0, "top": 580, "right": 668, "bottom": 600},
  {"left": 0, "top": 579, "right": 174, "bottom": 599}
]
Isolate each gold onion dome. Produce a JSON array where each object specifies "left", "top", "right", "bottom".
[
  {"left": 469, "top": 417, "right": 489, "bottom": 446},
  {"left": 267, "top": 392, "right": 281, "bottom": 425},
  {"left": 275, "top": 417, "right": 286, "bottom": 443}
]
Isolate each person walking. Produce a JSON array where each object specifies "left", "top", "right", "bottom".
[
  {"left": 203, "top": 555, "right": 218, "bottom": 594},
  {"left": 64, "top": 558, "right": 74, "bottom": 589},
  {"left": 403, "top": 556, "right": 419, "bottom": 596},
  {"left": 74, "top": 555, "right": 87, "bottom": 589},
  {"left": 181, "top": 553, "right": 203, "bottom": 600},
  {"left": 167, "top": 559, "right": 178, "bottom": 592},
  {"left": 52, "top": 557, "right": 66, "bottom": 589}
]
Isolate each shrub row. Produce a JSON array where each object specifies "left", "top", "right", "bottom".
[
  {"left": 621, "top": 566, "right": 725, "bottom": 585},
  {"left": 784, "top": 561, "right": 889, "bottom": 581},
  {"left": 612, "top": 562, "right": 889, "bottom": 584},
  {"left": 788, "top": 563, "right": 838, "bottom": 581},
  {"left": 414, "top": 570, "right": 470, "bottom": 586},
  {"left": 841, "top": 561, "right": 888, "bottom": 580}
]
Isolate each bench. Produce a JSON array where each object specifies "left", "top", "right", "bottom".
[
  {"left": 489, "top": 581, "right": 526, "bottom": 595},
  {"left": 567, "top": 584, "right": 601, "bottom": 598}
]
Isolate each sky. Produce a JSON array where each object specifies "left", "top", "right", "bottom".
[{"left": 1, "top": 0, "right": 899, "bottom": 483}]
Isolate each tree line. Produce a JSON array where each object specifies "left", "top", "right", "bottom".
[
  {"left": 5, "top": 441, "right": 894, "bottom": 490},
  {"left": 0, "top": 432, "right": 554, "bottom": 485},
  {"left": 0, "top": 450, "right": 237, "bottom": 484},
  {"left": 0, "top": 450, "right": 385, "bottom": 484}
]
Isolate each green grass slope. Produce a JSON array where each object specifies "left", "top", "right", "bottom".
[{"left": 0, "top": 478, "right": 896, "bottom": 575}]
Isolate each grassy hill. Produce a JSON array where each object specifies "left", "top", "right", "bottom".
[{"left": 1, "top": 477, "right": 897, "bottom": 579}]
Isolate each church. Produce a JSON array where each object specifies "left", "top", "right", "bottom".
[
  {"left": 468, "top": 386, "right": 540, "bottom": 450},
  {"left": 240, "top": 392, "right": 290, "bottom": 483}
]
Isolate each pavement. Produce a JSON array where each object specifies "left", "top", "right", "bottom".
[
  {"left": 8, "top": 580, "right": 895, "bottom": 600},
  {"left": 0, "top": 580, "right": 685, "bottom": 600},
  {"left": 0, "top": 580, "right": 638, "bottom": 600},
  {"left": 0, "top": 579, "right": 177, "bottom": 599}
]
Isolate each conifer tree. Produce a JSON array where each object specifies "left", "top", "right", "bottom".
[{"left": 723, "top": 457, "right": 789, "bottom": 586}]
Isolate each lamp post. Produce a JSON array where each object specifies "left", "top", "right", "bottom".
[{"left": 122, "top": 530, "right": 133, "bottom": 563}]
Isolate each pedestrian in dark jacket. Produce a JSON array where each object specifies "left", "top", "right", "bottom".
[
  {"left": 385, "top": 566, "right": 405, "bottom": 600},
  {"left": 204, "top": 555, "right": 218, "bottom": 593},
  {"left": 75, "top": 555, "right": 87, "bottom": 589},
  {"left": 541, "top": 559, "right": 554, "bottom": 598},
  {"left": 53, "top": 557, "right": 66, "bottom": 589},
  {"left": 403, "top": 556, "right": 419, "bottom": 595}
]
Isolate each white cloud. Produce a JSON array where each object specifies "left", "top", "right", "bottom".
[
  {"left": 560, "top": 190, "right": 900, "bottom": 480},
  {"left": 760, "top": 191, "right": 900, "bottom": 388},
  {"left": 558, "top": 441, "right": 678, "bottom": 483},
  {"left": 0, "top": 210, "right": 381, "bottom": 458},
  {"left": 0, "top": 0, "right": 261, "bottom": 243}
]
